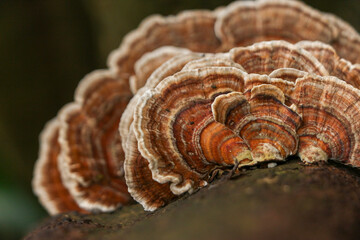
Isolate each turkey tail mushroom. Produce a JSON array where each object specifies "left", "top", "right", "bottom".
[
  {"left": 229, "top": 41, "right": 329, "bottom": 76},
  {"left": 216, "top": 0, "right": 360, "bottom": 63},
  {"left": 296, "top": 41, "right": 360, "bottom": 88},
  {"left": 124, "top": 124, "right": 177, "bottom": 211},
  {"left": 32, "top": 119, "right": 86, "bottom": 215},
  {"left": 33, "top": 0, "right": 360, "bottom": 214},
  {"left": 119, "top": 50, "right": 203, "bottom": 150},
  {"left": 33, "top": 70, "right": 133, "bottom": 214},
  {"left": 129, "top": 46, "right": 191, "bottom": 94},
  {"left": 292, "top": 75, "right": 360, "bottom": 166},
  {"left": 212, "top": 84, "right": 301, "bottom": 163},
  {"left": 108, "top": 10, "right": 222, "bottom": 77},
  {"left": 58, "top": 70, "right": 132, "bottom": 212},
  {"left": 133, "top": 67, "right": 247, "bottom": 195}
]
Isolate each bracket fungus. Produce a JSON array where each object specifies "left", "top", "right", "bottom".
[
  {"left": 33, "top": 0, "right": 360, "bottom": 214},
  {"left": 33, "top": 70, "right": 133, "bottom": 214}
]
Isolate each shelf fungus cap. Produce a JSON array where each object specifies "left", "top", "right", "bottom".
[
  {"left": 133, "top": 67, "right": 249, "bottom": 195},
  {"left": 57, "top": 70, "right": 133, "bottom": 212},
  {"left": 108, "top": 10, "right": 222, "bottom": 76},
  {"left": 119, "top": 51, "right": 203, "bottom": 150},
  {"left": 128, "top": 39, "right": 360, "bottom": 205},
  {"left": 124, "top": 124, "right": 177, "bottom": 211},
  {"left": 33, "top": 119, "right": 86, "bottom": 215},
  {"left": 216, "top": 0, "right": 337, "bottom": 49},
  {"left": 229, "top": 40, "right": 329, "bottom": 76},
  {"left": 182, "top": 53, "right": 245, "bottom": 71},
  {"left": 243, "top": 73, "right": 297, "bottom": 102},
  {"left": 324, "top": 12, "right": 360, "bottom": 64},
  {"left": 291, "top": 75, "right": 360, "bottom": 166},
  {"left": 212, "top": 84, "right": 301, "bottom": 163},
  {"left": 129, "top": 46, "right": 191, "bottom": 94},
  {"left": 295, "top": 41, "right": 360, "bottom": 88},
  {"left": 215, "top": 0, "right": 360, "bottom": 64},
  {"left": 120, "top": 51, "right": 244, "bottom": 149},
  {"left": 34, "top": 0, "right": 360, "bottom": 214}
]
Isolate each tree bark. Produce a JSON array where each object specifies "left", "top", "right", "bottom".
[{"left": 25, "top": 158, "right": 360, "bottom": 240}]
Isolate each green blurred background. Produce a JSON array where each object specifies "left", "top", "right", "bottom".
[{"left": 0, "top": 0, "right": 359, "bottom": 239}]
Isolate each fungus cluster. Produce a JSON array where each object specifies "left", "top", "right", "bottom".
[{"left": 33, "top": 0, "right": 360, "bottom": 214}]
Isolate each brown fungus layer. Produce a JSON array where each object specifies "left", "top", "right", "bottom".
[
  {"left": 33, "top": 0, "right": 360, "bottom": 215},
  {"left": 128, "top": 41, "right": 360, "bottom": 210},
  {"left": 33, "top": 70, "right": 133, "bottom": 215},
  {"left": 296, "top": 41, "right": 360, "bottom": 88},
  {"left": 32, "top": 120, "right": 86, "bottom": 215},
  {"left": 212, "top": 85, "right": 301, "bottom": 163},
  {"left": 133, "top": 67, "right": 247, "bottom": 194},
  {"left": 108, "top": 10, "right": 222, "bottom": 77},
  {"left": 216, "top": 0, "right": 360, "bottom": 63},
  {"left": 119, "top": 51, "right": 204, "bottom": 150},
  {"left": 58, "top": 71, "right": 133, "bottom": 212},
  {"left": 124, "top": 124, "right": 177, "bottom": 211},
  {"left": 129, "top": 46, "right": 191, "bottom": 94},
  {"left": 291, "top": 75, "right": 360, "bottom": 165},
  {"left": 229, "top": 41, "right": 328, "bottom": 76}
]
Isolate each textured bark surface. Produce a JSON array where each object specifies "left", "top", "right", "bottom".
[{"left": 25, "top": 158, "right": 360, "bottom": 240}]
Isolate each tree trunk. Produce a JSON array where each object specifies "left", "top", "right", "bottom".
[{"left": 24, "top": 158, "right": 360, "bottom": 240}]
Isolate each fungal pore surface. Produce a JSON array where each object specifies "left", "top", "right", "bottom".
[{"left": 33, "top": 0, "right": 360, "bottom": 214}]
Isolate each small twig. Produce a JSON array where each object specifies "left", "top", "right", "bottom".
[
  {"left": 227, "top": 160, "right": 243, "bottom": 180},
  {"left": 209, "top": 160, "right": 243, "bottom": 189}
]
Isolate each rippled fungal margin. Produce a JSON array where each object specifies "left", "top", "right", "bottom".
[
  {"left": 127, "top": 41, "right": 360, "bottom": 211},
  {"left": 33, "top": 0, "right": 360, "bottom": 215},
  {"left": 32, "top": 119, "right": 86, "bottom": 215},
  {"left": 33, "top": 70, "right": 133, "bottom": 214}
]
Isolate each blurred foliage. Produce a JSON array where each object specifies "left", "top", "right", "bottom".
[{"left": 0, "top": 0, "right": 359, "bottom": 239}]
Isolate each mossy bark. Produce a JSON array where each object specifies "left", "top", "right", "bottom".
[{"left": 25, "top": 159, "right": 360, "bottom": 240}]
